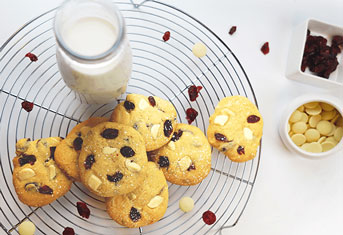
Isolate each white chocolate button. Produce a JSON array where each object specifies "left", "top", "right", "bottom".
[
  {"left": 326, "top": 136, "right": 338, "bottom": 145},
  {"left": 304, "top": 129, "right": 320, "bottom": 142},
  {"left": 179, "top": 196, "right": 194, "bottom": 213},
  {"left": 327, "top": 123, "right": 336, "bottom": 136},
  {"left": 320, "top": 102, "right": 334, "bottom": 111},
  {"left": 309, "top": 114, "right": 321, "bottom": 128},
  {"left": 214, "top": 115, "right": 228, "bottom": 126},
  {"left": 304, "top": 102, "right": 319, "bottom": 109},
  {"left": 287, "top": 122, "right": 291, "bottom": 133},
  {"left": 304, "top": 142, "right": 322, "bottom": 153},
  {"left": 336, "top": 116, "right": 343, "bottom": 127},
  {"left": 297, "top": 105, "right": 305, "bottom": 112},
  {"left": 316, "top": 120, "right": 332, "bottom": 136},
  {"left": 192, "top": 42, "right": 207, "bottom": 58},
  {"left": 334, "top": 127, "right": 343, "bottom": 142},
  {"left": 321, "top": 110, "right": 336, "bottom": 121},
  {"left": 300, "top": 112, "right": 309, "bottom": 123},
  {"left": 305, "top": 105, "right": 322, "bottom": 116},
  {"left": 289, "top": 110, "right": 302, "bottom": 123},
  {"left": 151, "top": 124, "right": 160, "bottom": 139},
  {"left": 331, "top": 113, "right": 340, "bottom": 124},
  {"left": 317, "top": 136, "right": 326, "bottom": 144},
  {"left": 291, "top": 134, "right": 306, "bottom": 146},
  {"left": 18, "top": 220, "right": 35, "bottom": 235},
  {"left": 147, "top": 195, "right": 163, "bottom": 208},
  {"left": 292, "top": 122, "right": 307, "bottom": 134},
  {"left": 321, "top": 141, "right": 335, "bottom": 152}
]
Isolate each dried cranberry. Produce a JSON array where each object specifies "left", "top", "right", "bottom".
[
  {"left": 247, "top": 115, "right": 260, "bottom": 123},
  {"left": 129, "top": 207, "right": 141, "bottom": 222},
  {"left": 162, "top": 31, "right": 170, "bottom": 42},
  {"left": 76, "top": 201, "right": 90, "bottom": 219},
  {"left": 237, "top": 146, "right": 245, "bottom": 155},
  {"left": 25, "top": 52, "right": 38, "bottom": 62},
  {"left": 84, "top": 154, "right": 95, "bottom": 169},
  {"left": 39, "top": 185, "right": 53, "bottom": 195},
  {"left": 187, "top": 163, "right": 195, "bottom": 171},
  {"left": 202, "top": 210, "right": 216, "bottom": 225},
  {"left": 171, "top": 129, "right": 183, "bottom": 142},
  {"left": 186, "top": 108, "right": 198, "bottom": 124},
  {"left": 101, "top": 128, "right": 118, "bottom": 139},
  {"left": 21, "top": 101, "right": 34, "bottom": 112},
  {"left": 214, "top": 133, "right": 231, "bottom": 142},
  {"left": 73, "top": 137, "right": 83, "bottom": 150},
  {"left": 19, "top": 154, "right": 36, "bottom": 166},
  {"left": 120, "top": 146, "right": 135, "bottom": 158},
  {"left": 107, "top": 172, "right": 123, "bottom": 183},
  {"left": 49, "top": 147, "right": 56, "bottom": 160},
  {"left": 332, "top": 35, "right": 343, "bottom": 46},
  {"left": 188, "top": 85, "right": 203, "bottom": 102},
  {"left": 261, "top": 42, "right": 270, "bottom": 55},
  {"left": 124, "top": 100, "right": 135, "bottom": 111},
  {"left": 147, "top": 151, "right": 156, "bottom": 162},
  {"left": 163, "top": 120, "right": 173, "bottom": 137},
  {"left": 148, "top": 96, "right": 156, "bottom": 107},
  {"left": 229, "top": 26, "right": 237, "bottom": 35},
  {"left": 62, "top": 227, "right": 75, "bottom": 235},
  {"left": 158, "top": 156, "right": 169, "bottom": 168}
]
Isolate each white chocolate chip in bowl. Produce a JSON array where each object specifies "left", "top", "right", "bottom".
[
  {"left": 151, "top": 124, "right": 160, "bottom": 139},
  {"left": 316, "top": 120, "right": 332, "bottom": 136},
  {"left": 147, "top": 195, "right": 164, "bottom": 208},
  {"left": 18, "top": 168, "right": 35, "bottom": 181},
  {"left": 305, "top": 104, "right": 322, "bottom": 116},
  {"left": 289, "top": 110, "right": 302, "bottom": 123}
]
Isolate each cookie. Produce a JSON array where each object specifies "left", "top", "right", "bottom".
[
  {"left": 55, "top": 117, "right": 108, "bottom": 181},
  {"left": 106, "top": 162, "right": 168, "bottom": 228},
  {"left": 110, "top": 94, "right": 177, "bottom": 151},
  {"left": 12, "top": 137, "right": 72, "bottom": 207},
  {"left": 154, "top": 123, "right": 211, "bottom": 185},
  {"left": 78, "top": 122, "right": 148, "bottom": 197},
  {"left": 207, "top": 96, "right": 263, "bottom": 162}
]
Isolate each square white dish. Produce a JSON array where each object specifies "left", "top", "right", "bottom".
[{"left": 286, "top": 18, "right": 343, "bottom": 89}]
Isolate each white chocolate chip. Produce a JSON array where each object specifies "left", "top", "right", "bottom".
[
  {"left": 305, "top": 105, "right": 322, "bottom": 116},
  {"left": 321, "top": 141, "right": 336, "bottom": 152},
  {"left": 316, "top": 120, "right": 332, "bottom": 135},
  {"left": 304, "top": 129, "right": 320, "bottom": 142},
  {"left": 304, "top": 102, "right": 319, "bottom": 109},
  {"left": 103, "top": 146, "right": 118, "bottom": 155},
  {"left": 179, "top": 196, "right": 194, "bottom": 213},
  {"left": 291, "top": 134, "right": 306, "bottom": 146},
  {"left": 223, "top": 108, "right": 235, "bottom": 116},
  {"left": 309, "top": 114, "right": 321, "bottom": 128},
  {"left": 214, "top": 115, "right": 228, "bottom": 126},
  {"left": 177, "top": 156, "right": 192, "bottom": 171},
  {"left": 151, "top": 124, "right": 160, "bottom": 139},
  {"left": 243, "top": 127, "right": 253, "bottom": 140},
  {"left": 192, "top": 42, "right": 207, "bottom": 58},
  {"left": 128, "top": 193, "right": 137, "bottom": 200},
  {"left": 18, "top": 168, "right": 35, "bottom": 181},
  {"left": 334, "top": 127, "right": 343, "bottom": 142},
  {"left": 320, "top": 102, "right": 334, "bottom": 111},
  {"left": 289, "top": 110, "right": 302, "bottom": 123},
  {"left": 147, "top": 195, "right": 164, "bottom": 208},
  {"left": 168, "top": 141, "right": 176, "bottom": 150},
  {"left": 49, "top": 165, "right": 56, "bottom": 180},
  {"left": 18, "top": 220, "right": 35, "bottom": 235},
  {"left": 317, "top": 136, "right": 326, "bottom": 144},
  {"left": 321, "top": 110, "right": 336, "bottom": 121},
  {"left": 125, "top": 159, "right": 141, "bottom": 172},
  {"left": 88, "top": 174, "right": 102, "bottom": 191},
  {"left": 300, "top": 112, "right": 309, "bottom": 123},
  {"left": 292, "top": 122, "right": 307, "bottom": 134},
  {"left": 297, "top": 105, "right": 305, "bottom": 112},
  {"left": 139, "top": 99, "right": 149, "bottom": 110}
]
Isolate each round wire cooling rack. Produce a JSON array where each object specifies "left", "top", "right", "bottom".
[{"left": 0, "top": 0, "right": 262, "bottom": 234}]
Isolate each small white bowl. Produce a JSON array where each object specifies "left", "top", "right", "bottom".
[
  {"left": 286, "top": 18, "right": 343, "bottom": 89},
  {"left": 279, "top": 93, "right": 343, "bottom": 159}
]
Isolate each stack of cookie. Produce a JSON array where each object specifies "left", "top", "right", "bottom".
[{"left": 12, "top": 93, "right": 213, "bottom": 228}]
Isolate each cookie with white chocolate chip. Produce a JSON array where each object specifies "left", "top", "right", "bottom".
[
  {"left": 12, "top": 137, "right": 72, "bottom": 207},
  {"left": 78, "top": 122, "right": 148, "bottom": 197},
  {"left": 106, "top": 162, "right": 168, "bottom": 228},
  {"left": 155, "top": 123, "right": 211, "bottom": 185},
  {"left": 54, "top": 117, "right": 108, "bottom": 181},
  {"left": 110, "top": 94, "right": 177, "bottom": 151},
  {"left": 207, "top": 96, "right": 263, "bottom": 162}
]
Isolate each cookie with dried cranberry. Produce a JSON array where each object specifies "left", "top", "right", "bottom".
[
  {"left": 78, "top": 122, "right": 148, "bottom": 197},
  {"left": 110, "top": 94, "right": 177, "bottom": 151},
  {"left": 12, "top": 137, "right": 72, "bottom": 207},
  {"left": 155, "top": 123, "right": 211, "bottom": 185},
  {"left": 106, "top": 162, "right": 168, "bottom": 228},
  {"left": 54, "top": 117, "right": 108, "bottom": 181},
  {"left": 207, "top": 96, "right": 263, "bottom": 162}
]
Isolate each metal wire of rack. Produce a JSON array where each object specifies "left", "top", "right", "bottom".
[{"left": 0, "top": 0, "right": 262, "bottom": 234}]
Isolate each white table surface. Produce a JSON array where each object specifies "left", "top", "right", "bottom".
[{"left": 1, "top": 0, "right": 342, "bottom": 235}]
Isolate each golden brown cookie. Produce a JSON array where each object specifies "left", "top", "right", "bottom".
[
  {"left": 155, "top": 123, "right": 211, "bottom": 185},
  {"left": 207, "top": 96, "right": 263, "bottom": 162},
  {"left": 110, "top": 94, "right": 177, "bottom": 151},
  {"left": 78, "top": 122, "right": 148, "bottom": 197},
  {"left": 12, "top": 137, "right": 72, "bottom": 207},
  {"left": 54, "top": 117, "right": 108, "bottom": 181},
  {"left": 106, "top": 162, "right": 168, "bottom": 228}
]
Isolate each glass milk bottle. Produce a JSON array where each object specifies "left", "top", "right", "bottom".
[{"left": 54, "top": 0, "right": 132, "bottom": 104}]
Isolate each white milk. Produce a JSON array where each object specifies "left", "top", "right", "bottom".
[{"left": 54, "top": 0, "right": 132, "bottom": 104}]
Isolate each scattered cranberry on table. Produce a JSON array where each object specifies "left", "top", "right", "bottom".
[
  {"left": 62, "top": 227, "right": 75, "bottom": 235},
  {"left": 21, "top": 101, "right": 34, "bottom": 112},
  {"left": 77, "top": 201, "right": 90, "bottom": 219},
  {"left": 202, "top": 210, "right": 216, "bottom": 225},
  {"left": 261, "top": 42, "right": 270, "bottom": 55},
  {"left": 163, "top": 31, "right": 170, "bottom": 42},
  {"left": 229, "top": 26, "right": 237, "bottom": 35},
  {"left": 186, "top": 108, "right": 198, "bottom": 124},
  {"left": 25, "top": 52, "right": 38, "bottom": 62}
]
